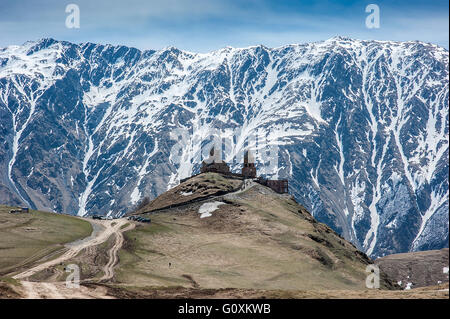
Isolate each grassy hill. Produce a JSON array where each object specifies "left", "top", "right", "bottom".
[
  {"left": 375, "top": 248, "right": 449, "bottom": 289},
  {"left": 0, "top": 205, "right": 92, "bottom": 276},
  {"left": 115, "top": 173, "right": 396, "bottom": 292},
  {"left": 1, "top": 174, "right": 447, "bottom": 299}
]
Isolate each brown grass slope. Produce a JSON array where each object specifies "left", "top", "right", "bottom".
[
  {"left": 375, "top": 248, "right": 449, "bottom": 289},
  {"left": 132, "top": 172, "right": 242, "bottom": 214},
  {"left": 0, "top": 205, "right": 92, "bottom": 277}
]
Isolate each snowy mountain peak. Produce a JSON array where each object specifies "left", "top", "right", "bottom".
[{"left": 0, "top": 38, "right": 448, "bottom": 258}]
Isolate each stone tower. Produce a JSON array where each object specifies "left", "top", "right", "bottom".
[{"left": 241, "top": 150, "right": 256, "bottom": 178}]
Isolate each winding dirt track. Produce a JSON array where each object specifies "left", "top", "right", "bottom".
[
  {"left": 13, "top": 218, "right": 135, "bottom": 299},
  {"left": 100, "top": 222, "right": 135, "bottom": 282}
]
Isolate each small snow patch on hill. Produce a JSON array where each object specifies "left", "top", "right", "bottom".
[{"left": 198, "top": 201, "right": 224, "bottom": 218}]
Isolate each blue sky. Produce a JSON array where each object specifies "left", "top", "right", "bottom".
[{"left": 0, "top": 0, "right": 448, "bottom": 51}]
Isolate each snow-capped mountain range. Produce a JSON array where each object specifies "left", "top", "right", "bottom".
[{"left": 0, "top": 37, "right": 448, "bottom": 257}]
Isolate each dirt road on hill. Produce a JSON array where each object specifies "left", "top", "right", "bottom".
[
  {"left": 100, "top": 222, "right": 135, "bottom": 282},
  {"left": 13, "top": 218, "right": 135, "bottom": 299}
]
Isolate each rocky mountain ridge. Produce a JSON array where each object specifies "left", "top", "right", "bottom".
[{"left": 0, "top": 37, "right": 448, "bottom": 257}]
